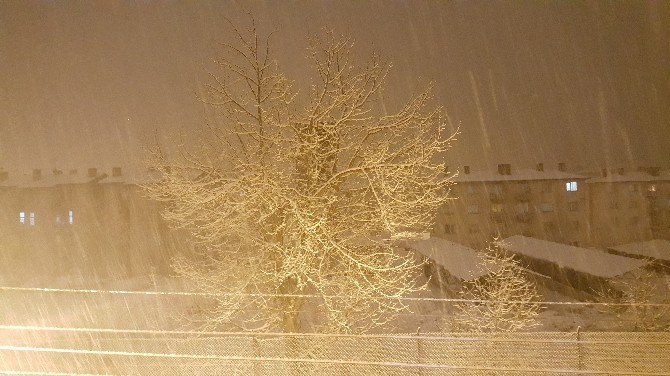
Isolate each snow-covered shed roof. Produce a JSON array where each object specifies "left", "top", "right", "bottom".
[
  {"left": 496, "top": 235, "right": 647, "bottom": 278},
  {"left": 453, "top": 168, "right": 586, "bottom": 183},
  {"left": 403, "top": 237, "right": 493, "bottom": 281},
  {"left": 609, "top": 239, "right": 670, "bottom": 262}
]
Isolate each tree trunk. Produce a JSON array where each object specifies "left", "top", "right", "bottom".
[{"left": 278, "top": 280, "right": 304, "bottom": 376}]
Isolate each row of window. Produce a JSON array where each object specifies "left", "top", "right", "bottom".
[
  {"left": 444, "top": 220, "right": 582, "bottom": 235},
  {"left": 465, "top": 181, "right": 662, "bottom": 196},
  {"left": 19, "top": 211, "right": 74, "bottom": 226},
  {"left": 464, "top": 181, "right": 580, "bottom": 195},
  {"left": 460, "top": 202, "right": 578, "bottom": 215}
]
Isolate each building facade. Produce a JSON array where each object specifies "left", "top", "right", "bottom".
[
  {"left": 433, "top": 164, "right": 670, "bottom": 249},
  {"left": 0, "top": 166, "right": 185, "bottom": 283}
]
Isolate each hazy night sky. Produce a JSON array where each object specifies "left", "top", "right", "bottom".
[{"left": 1, "top": 1, "right": 668, "bottom": 174}]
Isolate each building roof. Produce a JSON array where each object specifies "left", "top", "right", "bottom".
[
  {"left": 496, "top": 235, "right": 647, "bottom": 278},
  {"left": 586, "top": 170, "right": 670, "bottom": 184},
  {"left": 609, "top": 239, "right": 670, "bottom": 262},
  {"left": 403, "top": 237, "right": 495, "bottom": 281},
  {"left": 453, "top": 168, "right": 586, "bottom": 183},
  {"left": 0, "top": 168, "right": 129, "bottom": 188}
]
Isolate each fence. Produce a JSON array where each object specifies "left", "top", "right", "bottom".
[
  {"left": 2, "top": 326, "right": 670, "bottom": 375},
  {"left": 1, "top": 285, "right": 669, "bottom": 375}
]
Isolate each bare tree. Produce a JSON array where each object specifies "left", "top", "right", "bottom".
[
  {"left": 144, "top": 19, "right": 455, "bottom": 333},
  {"left": 596, "top": 270, "right": 669, "bottom": 331},
  {"left": 452, "top": 244, "right": 541, "bottom": 332}
]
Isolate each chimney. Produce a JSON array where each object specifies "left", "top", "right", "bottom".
[
  {"left": 112, "top": 167, "right": 122, "bottom": 177},
  {"left": 558, "top": 162, "right": 566, "bottom": 172},
  {"left": 497, "top": 164, "right": 511, "bottom": 175},
  {"left": 536, "top": 163, "right": 544, "bottom": 172},
  {"left": 463, "top": 165, "right": 470, "bottom": 174},
  {"left": 618, "top": 168, "right": 625, "bottom": 176},
  {"left": 638, "top": 166, "right": 660, "bottom": 176},
  {"left": 87, "top": 168, "right": 97, "bottom": 178},
  {"left": 601, "top": 168, "right": 608, "bottom": 178},
  {"left": 32, "top": 169, "right": 42, "bottom": 181}
]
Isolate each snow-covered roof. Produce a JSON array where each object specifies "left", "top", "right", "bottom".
[
  {"left": 403, "top": 237, "right": 494, "bottom": 281},
  {"left": 453, "top": 168, "right": 586, "bottom": 183},
  {"left": 609, "top": 239, "right": 670, "bottom": 262},
  {"left": 0, "top": 168, "right": 129, "bottom": 188},
  {"left": 586, "top": 170, "right": 669, "bottom": 184},
  {"left": 496, "top": 235, "right": 647, "bottom": 278}
]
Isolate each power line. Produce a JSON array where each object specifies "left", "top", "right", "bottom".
[
  {"left": 2, "top": 324, "right": 670, "bottom": 346},
  {"left": 2, "top": 285, "right": 668, "bottom": 307},
  {"left": 1, "top": 345, "right": 668, "bottom": 375}
]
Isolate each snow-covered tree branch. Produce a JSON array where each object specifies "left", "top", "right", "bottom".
[{"left": 143, "top": 21, "right": 456, "bottom": 333}]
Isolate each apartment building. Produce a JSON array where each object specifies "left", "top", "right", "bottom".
[
  {"left": 0, "top": 166, "right": 182, "bottom": 281},
  {"left": 650, "top": 170, "right": 670, "bottom": 240},
  {"left": 587, "top": 168, "right": 670, "bottom": 247},
  {"left": 434, "top": 164, "right": 670, "bottom": 249},
  {"left": 435, "top": 163, "right": 590, "bottom": 249}
]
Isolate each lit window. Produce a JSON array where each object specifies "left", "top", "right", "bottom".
[
  {"left": 29, "top": 212, "right": 35, "bottom": 226},
  {"left": 565, "top": 181, "right": 578, "bottom": 192},
  {"left": 19, "top": 212, "right": 25, "bottom": 224},
  {"left": 648, "top": 184, "right": 657, "bottom": 192},
  {"left": 491, "top": 204, "right": 503, "bottom": 213},
  {"left": 68, "top": 210, "right": 74, "bottom": 225}
]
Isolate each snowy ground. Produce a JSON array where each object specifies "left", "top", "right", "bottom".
[
  {"left": 2, "top": 257, "right": 670, "bottom": 333},
  {"left": 1, "top": 260, "right": 669, "bottom": 374}
]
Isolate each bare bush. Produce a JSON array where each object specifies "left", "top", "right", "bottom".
[{"left": 452, "top": 244, "right": 541, "bottom": 332}]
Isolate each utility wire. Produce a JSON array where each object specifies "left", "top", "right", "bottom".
[
  {"left": 1, "top": 345, "right": 669, "bottom": 375},
  {"left": 2, "top": 285, "right": 668, "bottom": 307},
  {"left": 2, "top": 324, "right": 670, "bottom": 345}
]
